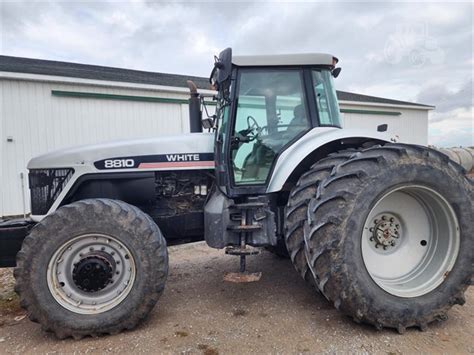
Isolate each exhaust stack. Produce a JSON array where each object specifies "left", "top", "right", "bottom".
[{"left": 187, "top": 80, "right": 202, "bottom": 133}]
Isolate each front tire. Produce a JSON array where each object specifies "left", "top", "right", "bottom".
[
  {"left": 14, "top": 199, "right": 168, "bottom": 339},
  {"left": 304, "top": 144, "right": 473, "bottom": 332}
]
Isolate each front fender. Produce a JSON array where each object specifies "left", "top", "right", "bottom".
[{"left": 266, "top": 127, "right": 392, "bottom": 193}]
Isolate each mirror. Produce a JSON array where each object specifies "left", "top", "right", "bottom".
[{"left": 210, "top": 48, "right": 232, "bottom": 90}]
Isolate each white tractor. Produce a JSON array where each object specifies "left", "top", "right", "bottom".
[{"left": 1, "top": 48, "right": 472, "bottom": 338}]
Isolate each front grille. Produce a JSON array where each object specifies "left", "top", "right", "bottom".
[{"left": 29, "top": 168, "right": 74, "bottom": 215}]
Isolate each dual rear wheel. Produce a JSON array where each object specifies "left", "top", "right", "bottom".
[{"left": 285, "top": 144, "right": 473, "bottom": 331}]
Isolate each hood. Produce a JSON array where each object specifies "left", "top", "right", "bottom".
[{"left": 28, "top": 133, "right": 215, "bottom": 169}]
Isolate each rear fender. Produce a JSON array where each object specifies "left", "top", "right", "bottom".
[{"left": 266, "top": 127, "right": 391, "bottom": 193}]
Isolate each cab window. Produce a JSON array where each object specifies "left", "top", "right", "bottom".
[
  {"left": 312, "top": 70, "right": 342, "bottom": 127},
  {"left": 231, "top": 69, "right": 310, "bottom": 185}
]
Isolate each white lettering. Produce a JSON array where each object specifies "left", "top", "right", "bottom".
[
  {"left": 104, "top": 159, "right": 134, "bottom": 168},
  {"left": 166, "top": 154, "right": 200, "bottom": 162}
]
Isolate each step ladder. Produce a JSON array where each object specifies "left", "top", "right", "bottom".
[{"left": 223, "top": 202, "right": 264, "bottom": 283}]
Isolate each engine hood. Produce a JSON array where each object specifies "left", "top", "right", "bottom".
[{"left": 28, "top": 133, "right": 215, "bottom": 169}]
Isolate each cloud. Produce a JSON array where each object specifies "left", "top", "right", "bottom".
[
  {"left": 0, "top": 1, "right": 472, "bottom": 146},
  {"left": 420, "top": 78, "right": 473, "bottom": 147},
  {"left": 417, "top": 80, "right": 473, "bottom": 115},
  {"left": 429, "top": 106, "right": 473, "bottom": 147}
]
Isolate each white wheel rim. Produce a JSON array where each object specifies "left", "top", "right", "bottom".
[
  {"left": 47, "top": 234, "right": 136, "bottom": 314},
  {"left": 361, "top": 185, "right": 460, "bottom": 298}
]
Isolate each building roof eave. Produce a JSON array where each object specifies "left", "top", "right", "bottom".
[
  {"left": 0, "top": 71, "right": 217, "bottom": 95},
  {"left": 339, "top": 100, "right": 435, "bottom": 111}
]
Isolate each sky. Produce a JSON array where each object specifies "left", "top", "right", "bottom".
[{"left": 1, "top": 1, "right": 472, "bottom": 147}]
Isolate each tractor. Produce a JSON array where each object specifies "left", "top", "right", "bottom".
[{"left": 0, "top": 48, "right": 472, "bottom": 338}]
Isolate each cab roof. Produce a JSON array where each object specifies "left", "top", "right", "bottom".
[{"left": 232, "top": 53, "right": 338, "bottom": 67}]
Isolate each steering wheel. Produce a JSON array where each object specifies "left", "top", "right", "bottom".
[
  {"left": 233, "top": 115, "right": 261, "bottom": 145},
  {"left": 244, "top": 115, "right": 262, "bottom": 141},
  {"left": 247, "top": 115, "right": 260, "bottom": 131}
]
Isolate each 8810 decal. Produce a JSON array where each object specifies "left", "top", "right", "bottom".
[{"left": 103, "top": 159, "right": 135, "bottom": 169}]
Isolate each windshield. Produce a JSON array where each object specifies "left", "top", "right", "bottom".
[{"left": 312, "top": 70, "right": 342, "bottom": 127}]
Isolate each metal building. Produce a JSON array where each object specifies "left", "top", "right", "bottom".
[{"left": 0, "top": 56, "right": 433, "bottom": 217}]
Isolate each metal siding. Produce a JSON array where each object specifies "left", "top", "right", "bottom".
[
  {"left": 339, "top": 103, "right": 428, "bottom": 145},
  {"left": 1, "top": 79, "right": 191, "bottom": 216}
]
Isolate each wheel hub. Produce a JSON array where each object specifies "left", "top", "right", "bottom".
[
  {"left": 369, "top": 213, "right": 401, "bottom": 250},
  {"left": 47, "top": 234, "right": 136, "bottom": 314},
  {"left": 72, "top": 254, "right": 114, "bottom": 292},
  {"left": 362, "top": 185, "right": 460, "bottom": 298}
]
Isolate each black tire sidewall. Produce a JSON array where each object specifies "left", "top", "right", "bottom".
[{"left": 285, "top": 151, "right": 358, "bottom": 280}]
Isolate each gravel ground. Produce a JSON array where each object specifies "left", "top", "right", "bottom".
[{"left": 0, "top": 241, "right": 473, "bottom": 354}]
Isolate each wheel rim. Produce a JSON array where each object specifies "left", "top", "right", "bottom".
[
  {"left": 47, "top": 234, "right": 136, "bottom": 314},
  {"left": 361, "top": 185, "right": 460, "bottom": 298}
]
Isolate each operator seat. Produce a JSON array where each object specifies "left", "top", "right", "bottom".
[{"left": 288, "top": 104, "right": 308, "bottom": 131}]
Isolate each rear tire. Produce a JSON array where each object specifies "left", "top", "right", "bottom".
[
  {"left": 284, "top": 149, "right": 358, "bottom": 282},
  {"left": 304, "top": 144, "right": 473, "bottom": 332},
  {"left": 14, "top": 199, "right": 168, "bottom": 339}
]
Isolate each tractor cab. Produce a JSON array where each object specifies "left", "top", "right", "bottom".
[{"left": 204, "top": 48, "right": 342, "bottom": 197}]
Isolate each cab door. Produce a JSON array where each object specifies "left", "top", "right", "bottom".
[{"left": 222, "top": 68, "right": 312, "bottom": 197}]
